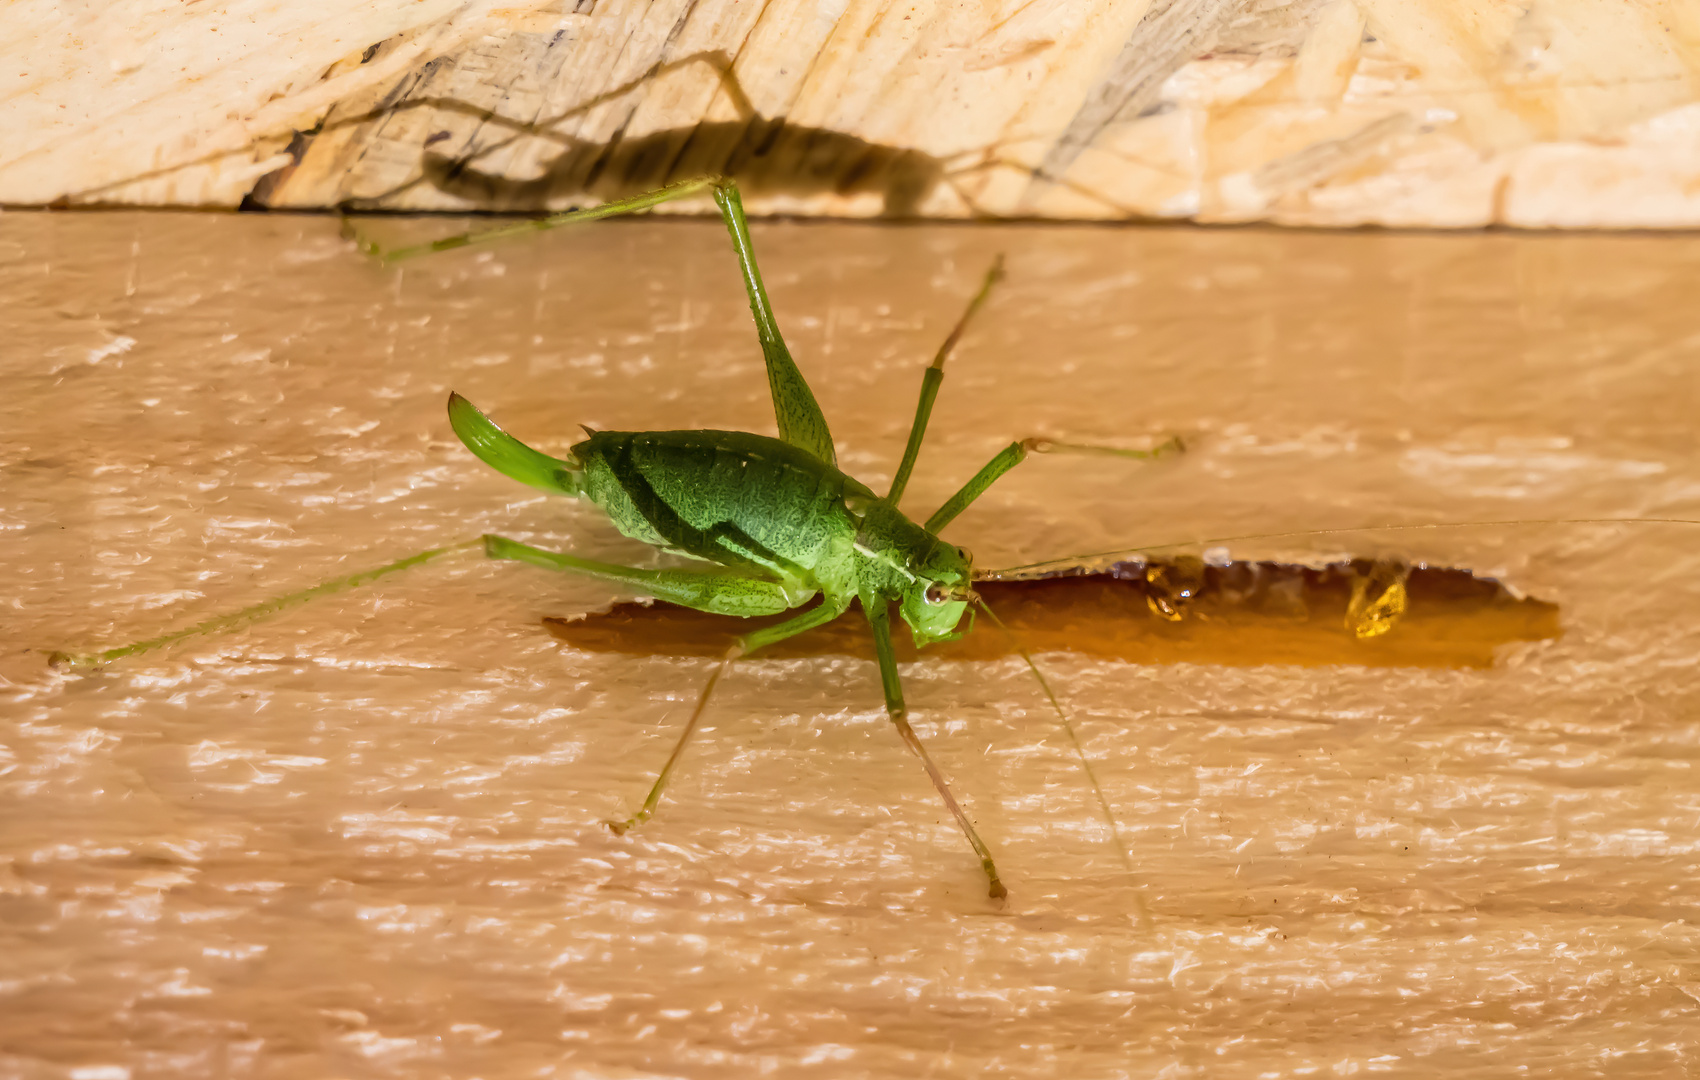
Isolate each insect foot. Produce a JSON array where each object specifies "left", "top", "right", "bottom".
[
  {"left": 1023, "top": 433, "right": 1186, "bottom": 460},
  {"left": 886, "top": 705, "right": 1008, "bottom": 901}
]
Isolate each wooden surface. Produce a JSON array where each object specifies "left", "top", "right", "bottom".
[
  {"left": 3, "top": 209, "right": 1698, "bottom": 1078},
  {"left": 7, "top": 0, "right": 1700, "bottom": 226}
]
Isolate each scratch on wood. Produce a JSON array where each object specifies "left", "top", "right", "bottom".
[{"left": 1024, "top": 0, "right": 1245, "bottom": 207}]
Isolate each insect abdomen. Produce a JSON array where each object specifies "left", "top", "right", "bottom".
[{"left": 573, "top": 430, "right": 867, "bottom": 579}]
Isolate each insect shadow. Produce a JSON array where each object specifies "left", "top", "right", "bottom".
[{"left": 312, "top": 50, "right": 1123, "bottom": 218}]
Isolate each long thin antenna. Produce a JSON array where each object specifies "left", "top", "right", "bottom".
[
  {"left": 978, "top": 516, "right": 1700, "bottom": 581},
  {"left": 973, "top": 594, "right": 1136, "bottom": 881}
]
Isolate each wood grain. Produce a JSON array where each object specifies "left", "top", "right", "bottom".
[{"left": 6, "top": 0, "right": 1700, "bottom": 226}]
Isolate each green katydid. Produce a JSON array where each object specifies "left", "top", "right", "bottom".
[
  {"left": 51, "top": 176, "right": 1178, "bottom": 900},
  {"left": 402, "top": 176, "right": 1179, "bottom": 899},
  {"left": 58, "top": 177, "right": 1681, "bottom": 899}
]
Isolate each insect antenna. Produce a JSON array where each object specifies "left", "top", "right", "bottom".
[
  {"left": 978, "top": 516, "right": 1700, "bottom": 582},
  {"left": 970, "top": 592, "right": 1137, "bottom": 885}
]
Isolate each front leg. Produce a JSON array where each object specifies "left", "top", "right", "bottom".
[
  {"left": 887, "top": 254, "right": 1006, "bottom": 506},
  {"left": 925, "top": 434, "right": 1184, "bottom": 534},
  {"left": 859, "top": 582, "right": 1007, "bottom": 900}
]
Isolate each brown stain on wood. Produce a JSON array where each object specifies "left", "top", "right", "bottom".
[{"left": 544, "top": 559, "right": 1561, "bottom": 670}]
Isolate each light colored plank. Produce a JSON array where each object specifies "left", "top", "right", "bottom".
[
  {"left": 5, "top": 208, "right": 1698, "bottom": 1078},
  {"left": 0, "top": 0, "right": 560, "bottom": 206},
  {"left": 264, "top": 0, "right": 1700, "bottom": 226},
  {"left": 8, "top": 0, "right": 1700, "bottom": 226}
]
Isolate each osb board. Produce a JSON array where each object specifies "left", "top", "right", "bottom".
[
  {"left": 0, "top": 0, "right": 558, "bottom": 207},
  {"left": 2, "top": 209, "right": 1698, "bottom": 1077},
  {"left": 6, "top": 0, "right": 1700, "bottom": 227}
]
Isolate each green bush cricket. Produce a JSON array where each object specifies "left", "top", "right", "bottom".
[
  {"left": 51, "top": 176, "right": 1181, "bottom": 900},
  {"left": 73, "top": 179, "right": 1679, "bottom": 904},
  {"left": 61, "top": 177, "right": 1681, "bottom": 899},
  {"left": 408, "top": 176, "right": 1182, "bottom": 899}
]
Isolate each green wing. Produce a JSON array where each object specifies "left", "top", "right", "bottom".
[{"left": 447, "top": 393, "right": 583, "bottom": 497}]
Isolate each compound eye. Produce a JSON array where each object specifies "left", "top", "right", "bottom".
[{"left": 955, "top": 546, "right": 972, "bottom": 564}]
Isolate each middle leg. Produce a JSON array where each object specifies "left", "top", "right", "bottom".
[
  {"left": 859, "top": 581, "right": 1007, "bottom": 900},
  {"left": 924, "top": 434, "right": 1185, "bottom": 534},
  {"left": 488, "top": 533, "right": 853, "bottom": 831},
  {"left": 609, "top": 591, "right": 854, "bottom": 833},
  {"left": 886, "top": 254, "right": 1007, "bottom": 506}
]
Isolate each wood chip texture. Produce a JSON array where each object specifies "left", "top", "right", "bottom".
[{"left": 6, "top": 1, "right": 1700, "bottom": 225}]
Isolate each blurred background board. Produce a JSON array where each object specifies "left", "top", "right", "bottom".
[{"left": 6, "top": 0, "right": 1700, "bottom": 226}]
